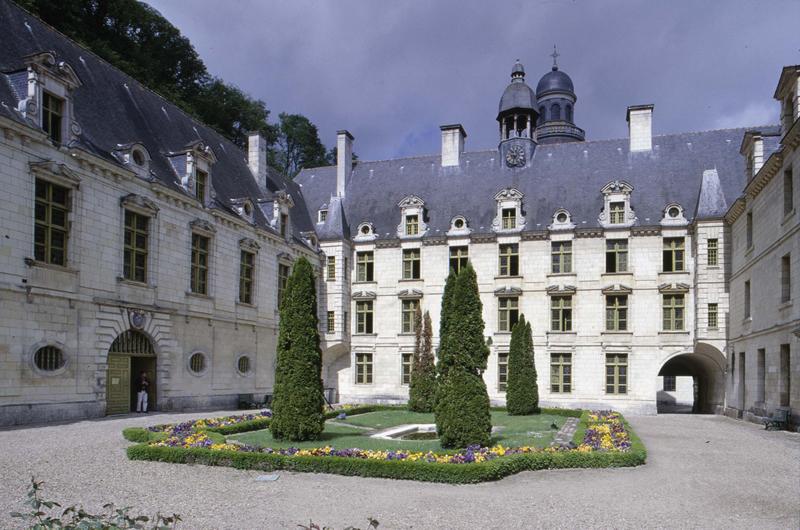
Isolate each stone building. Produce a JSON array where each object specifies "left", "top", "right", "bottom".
[{"left": 725, "top": 65, "right": 800, "bottom": 424}]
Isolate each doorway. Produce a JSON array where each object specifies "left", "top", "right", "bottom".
[{"left": 106, "top": 330, "right": 156, "bottom": 415}]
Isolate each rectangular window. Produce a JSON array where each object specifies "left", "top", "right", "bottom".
[
  {"left": 355, "top": 353, "right": 373, "bottom": 384},
  {"left": 498, "top": 243, "right": 519, "bottom": 276},
  {"left": 402, "top": 248, "right": 421, "bottom": 279},
  {"left": 327, "top": 256, "right": 336, "bottom": 281},
  {"left": 344, "top": 311, "right": 348, "bottom": 334},
  {"left": 550, "top": 353, "right": 572, "bottom": 393},
  {"left": 663, "top": 375, "right": 676, "bottom": 392},
  {"left": 663, "top": 237, "right": 685, "bottom": 272},
  {"left": 502, "top": 208, "right": 516, "bottom": 230},
  {"left": 744, "top": 280, "right": 751, "bottom": 318},
  {"left": 34, "top": 179, "right": 69, "bottom": 266},
  {"left": 551, "top": 296, "right": 573, "bottom": 332},
  {"left": 356, "top": 300, "right": 374, "bottom": 334},
  {"left": 498, "top": 352, "right": 509, "bottom": 392},
  {"left": 238, "top": 250, "right": 255, "bottom": 304},
  {"left": 280, "top": 213, "right": 288, "bottom": 237},
  {"left": 41, "top": 92, "right": 63, "bottom": 143},
  {"left": 356, "top": 251, "right": 374, "bottom": 282},
  {"left": 708, "top": 303, "right": 718, "bottom": 330},
  {"left": 123, "top": 210, "right": 149, "bottom": 283},
  {"left": 662, "top": 294, "right": 685, "bottom": 331},
  {"left": 785, "top": 168, "right": 794, "bottom": 216},
  {"left": 757, "top": 348, "right": 766, "bottom": 403},
  {"left": 606, "top": 354, "right": 628, "bottom": 394},
  {"left": 605, "top": 295, "right": 628, "bottom": 331},
  {"left": 277, "top": 263, "right": 290, "bottom": 308},
  {"left": 782, "top": 254, "right": 791, "bottom": 303},
  {"left": 326, "top": 311, "right": 335, "bottom": 333},
  {"left": 405, "top": 214, "right": 419, "bottom": 236},
  {"left": 195, "top": 169, "right": 207, "bottom": 203},
  {"left": 609, "top": 201, "right": 625, "bottom": 224},
  {"left": 190, "top": 233, "right": 210, "bottom": 295},
  {"left": 746, "top": 212, "right": 753, "bottom": 249},
  {"left": 498, "top": 297, "right": 519, "bottom": 332},
  {"left": 780, "top": 344, "right": 791, "bottom": 407},
  {"left": 318, "top": 209, "right": 328, "bottom": 223},
  {"left": 605, "top": 239, "right": 628, "bottom": 273},
  {"left": 707, "top": 239, "right": 718, "bottom": 267},
  {"left": 551, "top": 241, "right": 572, "bottom": 274},
  {"left": 402, "top": 353, "right": 413, "bottom": 385},
  {"left": 402, "top": 299, "right": 419, "bottom": 333},
  {"left": 449, "top": 246, "right": 468, "bottom": 274}
]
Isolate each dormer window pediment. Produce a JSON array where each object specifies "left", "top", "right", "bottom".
[
  {"left": 397, "top": 195, "right": 427, "bottom": 238},
  {"left": 492, "top": 188, "right": 525, "bottom": 233},
  {"left": 21, "top": 52, "right": 82, "bottom": 145}
]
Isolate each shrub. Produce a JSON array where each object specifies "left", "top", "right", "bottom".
[
  {"left": 506, "top": 316, "right": 540, "bottom": 415},
  {"left": 270, "top": 257, "right": 325, "bottom": 441},
  {"left": 435, "top": 264, "right": 492, "bottom": 448},
  {"left": 409, "top": 310, "right": 436, "bottom": 412}
]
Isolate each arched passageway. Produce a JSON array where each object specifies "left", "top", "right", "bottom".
[
  {"left": 106, "top": 330, "right": 157, "bottom": 415},
  {"left": 657, "top": 343, "right": 726, "bottom": 414}
]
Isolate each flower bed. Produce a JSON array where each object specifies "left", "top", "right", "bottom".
[{"left": 124, "top": 407, "right": 645, "bottom": 483}]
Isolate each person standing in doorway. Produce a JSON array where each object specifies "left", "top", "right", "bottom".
[{"left": 136, "top": 370, "right": 149, "bottom": 413}]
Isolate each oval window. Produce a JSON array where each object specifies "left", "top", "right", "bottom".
[
  {"left": 556, "top": 212, "right": 568, "bottom": 223},
  {"left": 454, "top": 218, "right": 464, "bottom": 229},
  {"left": 237, "top": 356, "right": 251, "bottom": 374},
  {"left": 360, "top": 225, "right": 371, "bottom": 235},
  {"left": 34, "top": 346, "right": 64, "bottom": 371},
  {"left": 189, "top": 352, "right": 206, "bottom": 374},
  {"left": 668, "top": 206, "right": 680, "bottom": 218},
  {"left": 132, "top": 149, "right": 145, "bottom": 166}
]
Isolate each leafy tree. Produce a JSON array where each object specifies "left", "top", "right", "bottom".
[
  {"left": 506, "top": 315, "right": 540, "bottom": 415},
  {"left": 270, "top": 257, "right": 325, "bottom": 441},
  {"left": 270, "top": 113, "right": 331, "bottom": 178},
  {"left": 409, "top": 310, "right": 436, "bottom": 412},
  {"left": 435, "top": 264, "right": 491, "bottom": 448}
]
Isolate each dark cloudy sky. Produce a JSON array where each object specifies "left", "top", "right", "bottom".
[{"left": 148, "top": 0, "right": 799, "bottom": 161}]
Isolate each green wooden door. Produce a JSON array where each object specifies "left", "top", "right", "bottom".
[{"left": 106, "top": 354, "right": 130, "bottom": 415}]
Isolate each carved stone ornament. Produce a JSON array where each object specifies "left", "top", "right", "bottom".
[
  {"left": 239, "top": 237, "right": 260, "bottom": 252},
  {"left": 189, "top": 218, "right": 216, "bottom": 234},
  {"left": 128, "top": 309, "right": 147, "bottom": 330},
  {"left": 120, "top": 193, "right": 159, "bottom": 214}
]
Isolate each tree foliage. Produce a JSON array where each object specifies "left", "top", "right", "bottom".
[
  {"left": 409, "top": 310, "right": 436, "bottom": 412},
  {"left": 435, "top": 264, "right": 492, "bottom": 448},
  {"left": 270, "top": 113, "right": 331, "bottom": 178},
  {"left": 270, "top": 257, "right": 325, "bottom": 441},
  {"left": 506, "top": 316, "right": 540, "bottom": 415}
]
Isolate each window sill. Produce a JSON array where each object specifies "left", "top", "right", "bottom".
[
  {"left": 352, "top": 280, "right": 377, "bottom": 285},
  {"left": 397, "top": 332, "right": 416, "bottom": 336},
  {"left": 745, "top": 246, "right": 754, "bottom": 257},
  {"left": 658, "top": 330, "right": 690, "bottom": 335},
  {"left": 781, "top": 209, "right": 796, "bottom": 226},
  {"left": 24, "top": 258, "right": 78, "bottom": 274},
  {"left": 706, "top": 266, "right": 721, "bottom": 270},
  {"left": 353, "top": 333, "right": 378, "bottom": 337},
  {"left": 547, "top": 331, "right": 577, "bottom": 335},
  {"left": 398, "top": 278, "right": 423, "bottom": 282},
  {"left": 547, "top": 272, "right": 576, "bottom": 278},
  {"left": 494, "top": 275, "right": 523, "bottom": 280},
  {"left": 742, "top": 316, "right": 753, "bottom": 324},
  {"left": 236, "top": 301, "right": 257, "bottom": 309},
  {"left": 117, "top": 277, "right": 155, "bottom": 289},
  {"left": 186, "top": 291, "right": 213, "bottom": 300},
  {"left": 779, "top": 299, "right": 793, "bottom": 309},
  {"left": 601, "top": 271, "right": 633, "bottom": 276},
  {"left": 602, "top": 331, "right": 632, "bottom": 335},
  {"left": 659, "top": 270, "right": 689, "bottom": 275}
]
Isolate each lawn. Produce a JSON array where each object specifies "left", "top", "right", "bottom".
[{"left": 229, "top": 409, "right": 565, "bottom": 451}]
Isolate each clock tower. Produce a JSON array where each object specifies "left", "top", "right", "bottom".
[{"left": 497, "top": 60, "right": 538, "bottom": 168}]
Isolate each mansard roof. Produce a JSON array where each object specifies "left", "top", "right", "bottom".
[
  {"left": 0, "top": 0, "right": 314, "bottom": 241},
  {"left": 297, "top": 127, "right": 764, "bottom": 240}
]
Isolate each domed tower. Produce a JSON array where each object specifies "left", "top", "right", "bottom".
[
  {"left": 534, "top": 47, "right": 585, "bottom": 144},
  {"left": 497, "top": 60, "right": 538, "bottom": 168}
]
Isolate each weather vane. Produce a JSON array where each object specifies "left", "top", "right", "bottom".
[{"left": 551, "top": 44, "right": 560, "bottom": 68}]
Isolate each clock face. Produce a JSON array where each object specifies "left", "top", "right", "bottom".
[{"left": 506, "top": 145, "right": 526, "bottom": 167}]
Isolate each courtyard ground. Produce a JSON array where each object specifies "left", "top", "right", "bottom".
[{"left": 0, "top": 411, "right": 797, "bottom": 529}]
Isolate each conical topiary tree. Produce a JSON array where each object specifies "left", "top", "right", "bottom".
[
  {"left": 409, "top": 310, "right": 436, "bottom": 412},
  {"left": 435, "top": 264, "right": 492, "bottom": 448},
  {"left": 506, "top": 315, "right": 540, "bottom": 415},
  {"left": 270, "top": 256, "right": 325, "bottom": 441}
]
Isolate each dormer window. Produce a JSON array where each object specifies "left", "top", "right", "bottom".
[
  {"left": 502, "top": 208, "right": 516, "bottom": 229},
  {"left": 492, "top": 188, "right": 525, "bottom": 232},
  {"left": 280, "top": 213, "right": 288, "bottom": 237},
  {"left": 609, "top": 202, "right": 625, "bottom": 224},
  {"left": 405, "top": 214, "right": 419, "bottom": 236},
  {"left": 661, "top": 203, "right": 688, "bottom": 227},
  {"left": 243, "top": 202, "right": 252, "bottom": 217},
  {"left": 42, "top": 92, "right": 63, "bottom": 143},
  {"left": 396, "top": 195, "right": 427, "bottom": 238},
  {"left": 454, "top": 217, "right": 465, "bottom": 229},
  {"left": 318, "top": 209, "right": 328, "bottom": 223},
  {"left": 195, "top": 169, "right": 208, "bottom": 203},
  {"left": 599, "top": 180, "right": 635, "bottom": 228},
  {"left": 549, "top": 208, "right": 575, "bottom": 231},
  {"left": 132, "top": 149, "right": 146, "bottom": 167}
]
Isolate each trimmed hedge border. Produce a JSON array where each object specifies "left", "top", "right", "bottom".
[{"left": 122, "top": 406, "right": 645, "bottom": 483}]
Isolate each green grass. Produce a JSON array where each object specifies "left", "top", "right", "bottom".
[{"left": 230, "top": 410, "right": 565, "bottom": 451}]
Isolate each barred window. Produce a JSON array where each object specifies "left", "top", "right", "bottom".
[
  {"left": 663, "top": 294, "right": 685, "bottom": 331},
  {"left": 356, "top": 251, "right": 374, "bottom": 282},
  {"left": 356, "top": 353, "right": 373, "bottom": 384},
  {"left": 606, "top": 354, "right": 628, "bottom": 394},
  {"left": 123, "top": 210, "right": 149, "bottom": 283},
  {"left": 498, "top": 297, "right": 519, "bottom": 332},
  {"left": 238, "top": 250, "right": 255, "bottom": 304},
  {"left": 34, "top": 346, "right": 64, "bottom": 372},
  {"left": 189, "top": 352, "right": 206, "bottom": 374},
  {"left": 405, "top": 214, "right": 419, "bottom": 236},
  {"left": 190, "top": 233, "right": 210, "bottom": 295},
  {"left": 550, "top": 353, "right": 572, "bottom": 393},
  {"left": 237, "top": 356, "right": 251, "bottom": 374},
  {"left": 356, "top": 301, "right": 374, "bottom": 334},
  {"left": 277, "top": 263, "right": 290, "bottom": 308},
  {"left": 707, "top": 239, "right": 718, "bottom": 266},
  {"left": 781, "top": 254, "right": 791, "bottom": 303},
  {"left": 449, "top": 246, "right": 468, "bottom": 274},
  {"left": 551, "top": 241, "right": 572, "bottom": 273},
  {"left": 34, "top": 178, "right": 70, "bottom": 266},
  {"left": 609, "top": 201, "right": 625, "bottom": 224},
  {"left": 401, "top": 299, "right": 419, "bottom": 333},
  {"left": 498, "top": 352, "right": 509, "bottom": 391},
  {"left": 402, "top": 353, "right": 413, "bottom": 385},
  {"left": 746, "top": 212, "right": 753, "bottom": 249},
  {"left": 744, "top": 281, "right": 751, "bottom": 318},
  {"left": 785, "top": 168, "right": 794, "bottom": 216},
  {"left": 663, "top": 238, "right": 685, "bottom": 272},
  {"left": 42, "top": 92, "right": 63, "bottom": 143},
  {"left": 606, "top": 239, "right": 628, "bottom": 273},
  {"left": 606, "top": 295, "right": 628, "bottom": 331},
  {"left": 551, "top": 296, "right": 572, "bottom": 332},
  {"left": 498, "top": 244, "right": 519, "bottom": 276},
  {"left": 403, "top": 248, "right": 421, "bottom": 279},
  {"left": 502, "top": 208, "right": 516, "bottom": 230},
  {"left": 327, "top": 311, "right": 335, "bottom": 333},
  {"left": 708, "top": 303, "right": 718, "bottom": 330}
]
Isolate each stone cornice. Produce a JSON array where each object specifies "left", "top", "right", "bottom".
[
  {"left": 494, "top": 286, "right": 522, "bottom": 297},
  {"left": 743, "top": 149, "right": 784, "bottom": 200},
  {"left": 29, "top": 160, "right": 81, "bottom": 188},
  {"left": 658, "top": 282, "right": 691, "bottom": 294},
  {"left": 546, "top": 284, "right": 576, "bottom": 295}
]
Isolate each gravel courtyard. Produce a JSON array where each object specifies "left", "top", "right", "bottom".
[{"left": 0, "top": 411, "right": 797, "bottom": 529}]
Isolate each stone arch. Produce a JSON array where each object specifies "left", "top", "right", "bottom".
[
  {"left": 657, "top": 342, "right": 726, "bottom": 414},
  {"left": 105, "top": 327, "right": 159, "bottom": 415}
]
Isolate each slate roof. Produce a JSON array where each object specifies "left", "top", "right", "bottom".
[
  {"left": 0, "top": 0, "right": 314, "bottom": 242},
  {"left": 296, "top": 127, "right": 768, "bottom": 240}
]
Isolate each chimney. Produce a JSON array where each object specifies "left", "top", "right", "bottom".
[
  {"left": 440, "top": 124, "right": 467, "bottom": 167},
  {"left": 626, "top": 104, "right": 654, "bottom": 152},
  {"left": 336, "top": 130, "right": 354, "bottom": 197},
  {"left": 247, "top": 132, "right": 268, "bottom": 190}
]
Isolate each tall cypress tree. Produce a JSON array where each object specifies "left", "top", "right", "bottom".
[
  {"left": 409, "top": 311, "right": 436, "bottom": 412},
  {"left": 506, "top": 315, "right": 540, "bottom": 415},
  {"left": 437, "top": 272, "right": 457, "bottom": 371},
  {"left": 270, "top": 257, "right": 325, "bottom": 441},
  {"left": 435, "top": 264, "right": 492, "bottom": 448}
]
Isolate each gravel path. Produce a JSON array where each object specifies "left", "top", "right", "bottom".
[{"left": 0, "top": 411, "right": 798, "bottom": 529}]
